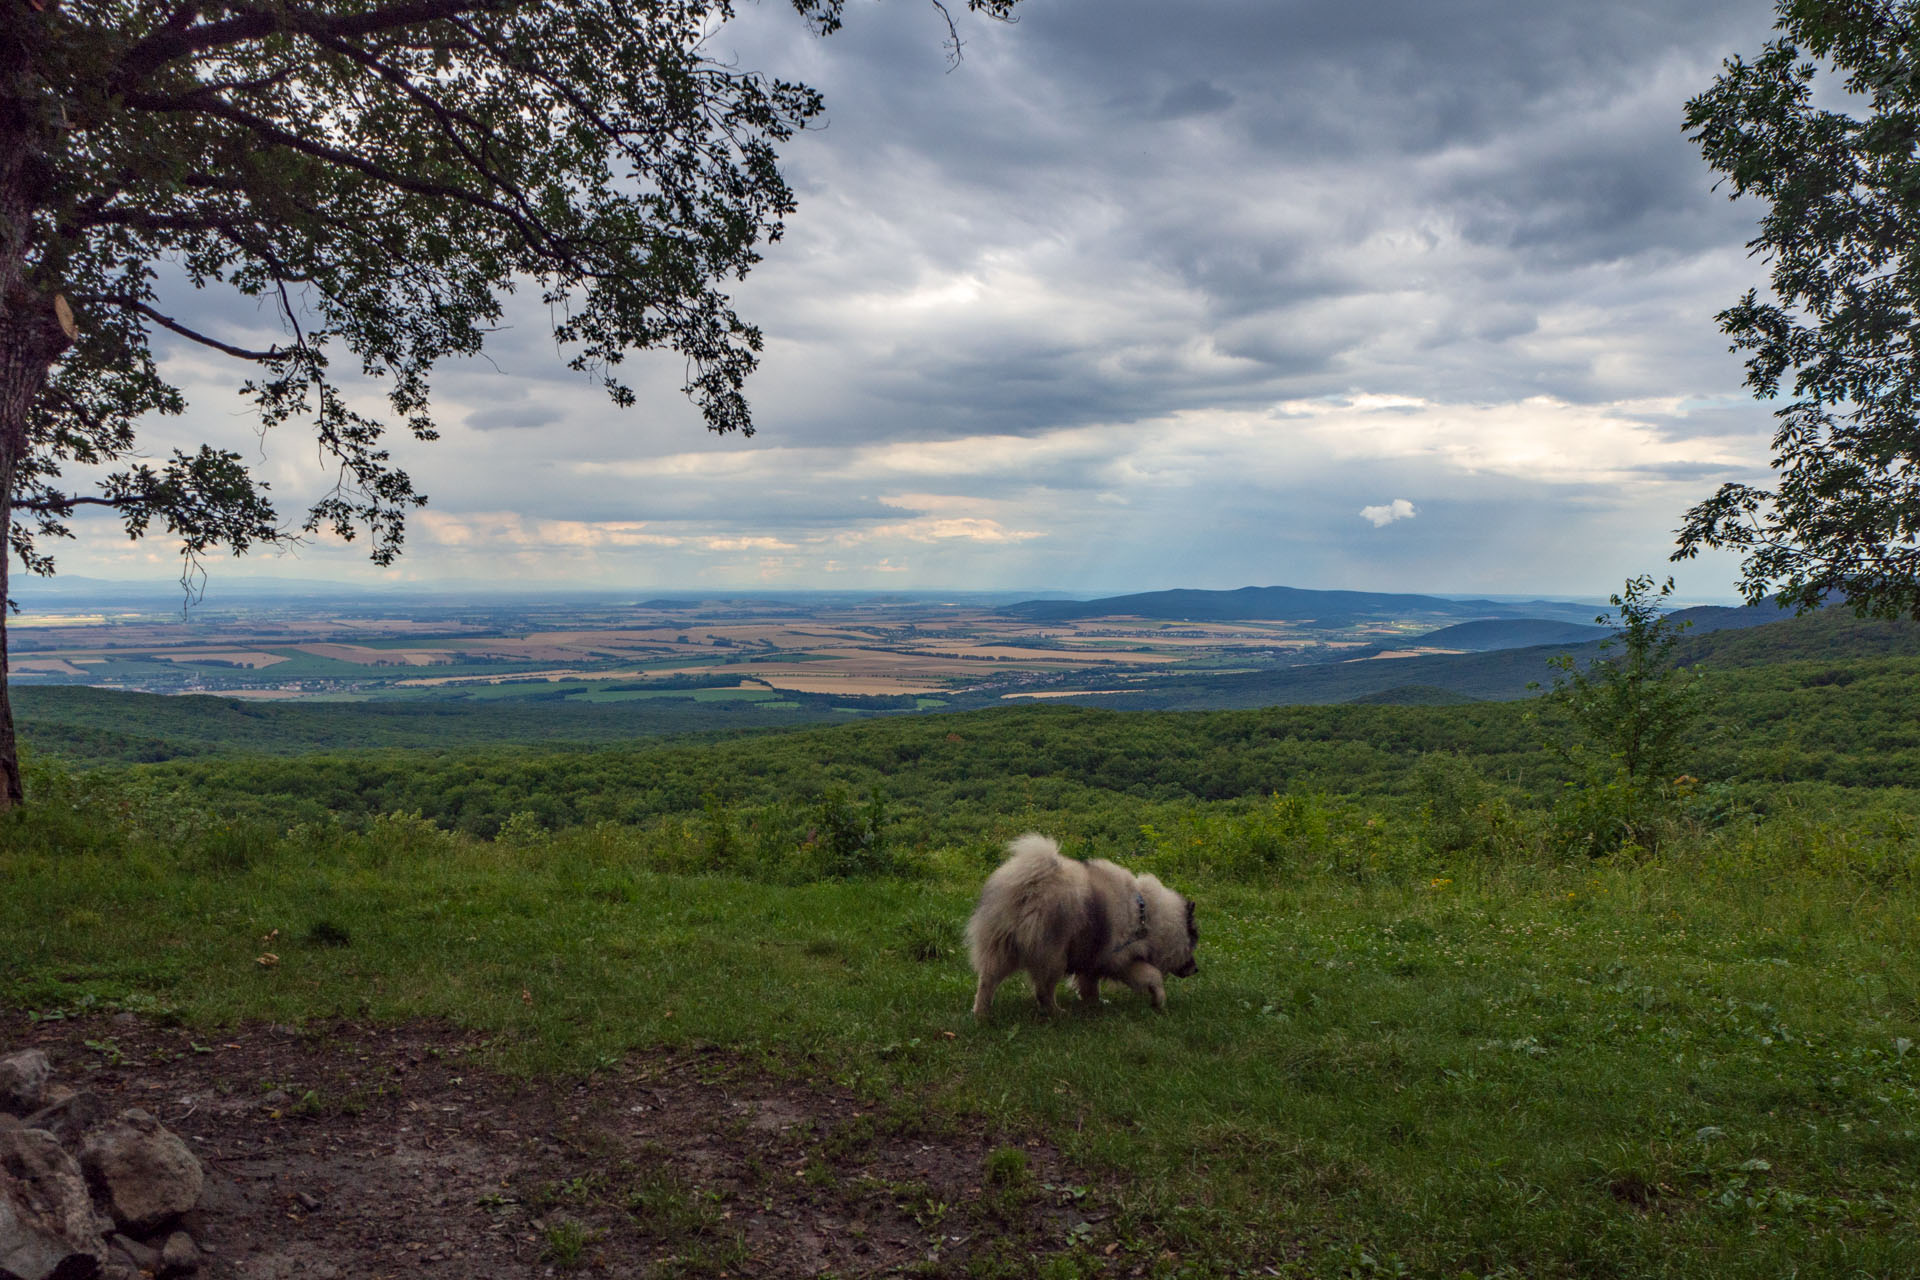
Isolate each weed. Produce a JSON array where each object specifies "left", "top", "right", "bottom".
[
  {"left": 82, "top": 1038, "right": 128, "bottom": 1067},
  {"left": 540, "top": 1218, "right": 595, "bottom": 1268},
  {"left": 983, "top": 1145, "right": 1030, "bottom": 1189},
  {"left": 895, "top": 907, "right": 960, "bottom": 962}
]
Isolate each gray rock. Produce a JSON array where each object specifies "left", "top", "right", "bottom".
[
  {"left": 0, "top": 1127, "right": 110, "bottom": 1280},
  {"left": 106, "top": 1232, "right": 158, "bottom": 1273},
  {"left": 158, "top": 1231, "right": 199, "bottom": 1276},
  {"left": 0, "top": 1053, "right": 51, "bottom": 1117},
  {"left": 20, "top": 1095, "right": 105, "bottom": 1152},
  {"left": 76, "top": 1111, "right": 202, "bottom": 1236}
]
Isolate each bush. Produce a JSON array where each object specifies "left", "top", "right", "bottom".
[
  {"left": 1547, "top": 775, "right": 1683, "bottom": 860},
  {"left": 809, "top": 786, "right": 899, "bottom": 878},
  {"left": 1412, "top": 753, "right": 1529, "bottom": 863},
  {"left": 1142, "top": 792, "right": 1402, "bottom": 884}
]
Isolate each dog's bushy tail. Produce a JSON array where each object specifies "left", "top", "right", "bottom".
[{"left": 967, "top": 833, "right": 1073, "bottom": 975}]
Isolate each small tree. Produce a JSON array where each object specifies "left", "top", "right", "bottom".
[
  {"left": 1544, "top": 576, "right": 1708, "bottom": 786},
  {"left": 1674, "top": 0, "right": 1920, "bottom": 620},
  {"left": 0, "top": 0, "right": 1015, "bottom": 809},
  {"left": 1537, "top": 575, "right": 1712, "bottom": 853}
]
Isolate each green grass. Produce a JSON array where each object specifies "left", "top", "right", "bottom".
[{"left": 5, "top": 769, "right": 1919, "bottom": 1277}]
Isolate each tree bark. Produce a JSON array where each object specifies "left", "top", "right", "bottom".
[
  {"left": 1, "top": 2, "right": 73, "bottom": 809},
  {"left": 0, "top": 293, "right": 75, "bottom": 808}
]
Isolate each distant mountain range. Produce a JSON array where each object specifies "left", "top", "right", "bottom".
[
  {"left": 1411, "top": 601, "right": 1796, "bottom": 652},
  {"left": 1002, "top": 585, "right": 1610, "bottom": 626},
  {"left": 1413, "top": 618, "right": 1613, "bottom": 651}
]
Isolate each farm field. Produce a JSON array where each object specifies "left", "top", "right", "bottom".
[{"left": 2, "top": 590, "right": 1476, "bottom": 704}]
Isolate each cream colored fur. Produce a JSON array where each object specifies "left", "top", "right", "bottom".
[{"left": 967, "top": 833, "right": 1197, "bottom": 1019}]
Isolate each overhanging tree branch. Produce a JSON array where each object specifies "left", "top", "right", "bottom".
[{"left": 79, "top": 295, "right": 283, "bottom": 362}]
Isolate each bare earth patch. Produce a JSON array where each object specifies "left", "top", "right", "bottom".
[{"left": 5, "top": 1016, "right": 1104, "bottom": 1278}]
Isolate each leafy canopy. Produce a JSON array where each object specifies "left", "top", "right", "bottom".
[
  {"left": 1675, "top": 0, "right": 1920, "bottom": 618},
  {"left": 11, "top": 0, "right": 1010, "bottom": 577}
]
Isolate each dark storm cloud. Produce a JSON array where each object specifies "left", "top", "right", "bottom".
[
  {"left": 87, "top": 0, "right": 1789, "bottom": 598},
  {"left": 711, "top": 0, "right": 1781, "bottom": 447}
]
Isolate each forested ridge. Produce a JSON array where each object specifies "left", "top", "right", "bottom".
[{"left": 38, "top": 648, "right": 1915, "bottom": 843}]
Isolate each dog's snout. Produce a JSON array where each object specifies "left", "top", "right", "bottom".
[{"left": 1177, "top": 960, "right": 1198, "bottom": 977}]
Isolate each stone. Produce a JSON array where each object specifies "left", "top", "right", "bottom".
[
  {"left": 0, "top": 1053, "right": 51, "bottom": 1118},
  {"left": 20, "top": 1096, "right": 105, "bottom": 1152},
  {"left": 0, "top": 1128, "right": 110, "bottom": 1280},
  {"left": 106, "top": 1233, "right": 158, "bottom": 1274},
  {"left": 76, "top": 1112, "right": 202, "bottom": 1236},
  {"left": 157, "top": 1232, "right": 199, "bottom": 1276}
]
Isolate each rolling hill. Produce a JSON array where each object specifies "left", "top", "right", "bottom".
[
  {"left": 1063, "top": 604, "right": 1920, "bottom": 710},
  {"left": 1413, "top": 618, "right": 1612, "bottom": 650},
  {"left": 1001, "top": 585, "right": 1604, "bottom": 625}
]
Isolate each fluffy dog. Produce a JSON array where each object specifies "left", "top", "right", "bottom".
[{"left": 967, "top": 833, "right": 1198, "bottom": 1019}]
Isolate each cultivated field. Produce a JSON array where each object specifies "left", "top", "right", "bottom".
[{"left": 5, "top": 594, "right": 1462, "bottom": 703}]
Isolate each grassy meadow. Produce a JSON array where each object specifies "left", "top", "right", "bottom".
[{"left": 6, "top": 668, "right": 1920, "bottom": 1279}]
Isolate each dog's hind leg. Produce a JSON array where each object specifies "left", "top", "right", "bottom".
[
  {"left": 1030, "top": 963, "right": 1066, "bottom": 1014},
  {"left": 972, "top": 964, "right": 1008, "bottom": 1021}
]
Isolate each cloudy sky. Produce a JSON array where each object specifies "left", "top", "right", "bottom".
[{"left": 51, "top": 0, "right": 1793, "bottom": 602}]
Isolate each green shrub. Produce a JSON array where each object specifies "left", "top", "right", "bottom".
[
  {"left": 1548, "top": 774, "right": 1685, "bottom": 860},
  {"left": 495, "top": 810, "right": 551, "bottom": 849},
  {"left": 1412, "top": 753, "right": 1529, "bottom": 863},
  {"left": 809, "top": 786, "right": 898, "bottom": 878},
  {"left": 1142, "top": 792, "right": 1402, "bottom": 884},
  {"left": 359, "top": 810, "right": 454, "bottom": 862}
]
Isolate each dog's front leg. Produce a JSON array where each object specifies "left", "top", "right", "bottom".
[
  {"left": 1072, "top": 973, "right": 1102, "bottom": 1005},
  {"left": 1122, "top": 960, "right": 1167, "bottom": 1011}
]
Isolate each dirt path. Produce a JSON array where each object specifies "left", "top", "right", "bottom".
[{"left": 5, "top": 1015, "right": 1105, "bottom": 1278}]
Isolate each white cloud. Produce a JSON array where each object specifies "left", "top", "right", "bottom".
[{"left": 1360, "top": 499, "right": 1418, "bottom": 528}]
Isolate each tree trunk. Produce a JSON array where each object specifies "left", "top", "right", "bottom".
[
  {"left": 1, "top": 6, "right": 71, "bottom": 809},
  {"left": 0, "top": 440, "right": 21, "bottom": 810}
]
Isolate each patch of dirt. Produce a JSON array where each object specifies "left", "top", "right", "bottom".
[{"left": 5, "top": 1015, "right": 1110, "bottom": 1278}]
